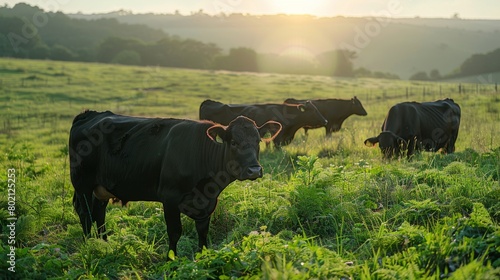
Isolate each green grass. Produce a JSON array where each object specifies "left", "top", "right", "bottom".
[{"left": 0, "top": 58, "right": 499, "bottom": 279}]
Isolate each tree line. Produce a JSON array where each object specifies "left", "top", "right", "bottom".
[
  {"left": 2, "top": 3, "right": 497, "bottom": 80},
  {"left": 410, "top": 48, "right": 500, "bottom": 81},
  {"left": 0, "top": 3, "right": 403, "bottom": 79}
]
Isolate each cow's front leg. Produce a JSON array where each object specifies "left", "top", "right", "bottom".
[
  {"left": 195, "top": 216, "right": 211, "bottom": 251},
  {"left": 163, "top": 203, "right": 182, "bottom": 259},
  {"left": 407, "top": 137, "right": 416, "bottom": 159}
]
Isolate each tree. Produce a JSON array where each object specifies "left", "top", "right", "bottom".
[
  {"left": 29, "top": 44, "right": 50, "bottom": 59},
  {"left": 0, "top": 16, "right": 41, "bottom": 56},
  {"left": 354, "top": 67, "right": 372, "bottom": 77},
  {"left": 97, "top": 37, "right": 144, "bottom": 63},
  {"left": 0, "top": 33, "right": 13, "bottom": 57},
  {"left": 459, "top": 48, "right": 500, "bottom": 76},
  {"left": 409, "top": 71, "right": 429, "bottom": 81},
  {"left": 214, "top": 47, "right": 258, "bottom": 72},
  {"left": 142, "top": 36, "right": 221, "bottom": 69},
  {"left": 50, "top": 44, "right": 76, "bottom": 61},
  {"left": 112, "top": 50, "right": 141, "bottom": 65},
  {"left": 429, "top": 69, "right": 441, "bottom": 80},
  {"left": 75, "top": 48, "right": 96, "bottom": 62}
]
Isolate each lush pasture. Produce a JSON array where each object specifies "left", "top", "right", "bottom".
[{"left": 0, "top": 58, "right": 499, "bottom": 279}]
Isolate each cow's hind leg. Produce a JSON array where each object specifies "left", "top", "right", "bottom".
[
  {"left": 446, "top": 130, "right": 459, "bottom": 154},
  {"left": 73, "top": 190, "right": 94, "bottom": 239},
  {"left": 92, "top": 196, "right": 109, "bottom": 240},
  {"left": 325, "top": 126, "right": 333, "bottom": 138}
]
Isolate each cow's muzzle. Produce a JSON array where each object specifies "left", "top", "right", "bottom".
[{"left": 241, "top": 165, "right": 263, "bottom": 180}]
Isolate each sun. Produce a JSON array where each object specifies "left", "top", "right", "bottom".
[{"left": 270, "top": 0, "right": 326, "bottom": 15}]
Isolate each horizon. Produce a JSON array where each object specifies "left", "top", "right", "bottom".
[{"left": 3, "top": 0, "right": 500, "bottom": 20}]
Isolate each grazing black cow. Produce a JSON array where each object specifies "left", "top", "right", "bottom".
[
  {"left": 69, "top": 110, "right": 281, "bottom": 258},
  {"left": 199, "top": 99, "right": 327, "bottom": 147},
  {"left": 285, "top": 97, "right": 367, "bottom": 137},
  {"left": 364, "top": 98, "right": 461, "bottom": 159}
]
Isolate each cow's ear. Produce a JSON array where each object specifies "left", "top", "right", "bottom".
[
  {"left": 206, "top": 125, "right": 226, "bottom": 144},
  {"left": 258, "top": 121, "right": 282, "bottom": 143},
  {"left": 364, "top": 137, "right": 379, "bottom": 147}
]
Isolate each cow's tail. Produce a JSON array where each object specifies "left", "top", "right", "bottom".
[
  {"left": 72, "top": 191, "right": 82, "bottom": 214},
  {"left": 72, "top": 191, "right": 92, "bottom": 220}
]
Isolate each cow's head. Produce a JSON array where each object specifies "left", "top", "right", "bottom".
[
  {"left": 297, "top": 101, "right": 328, "bottom": 126},
  {"left": 364, "top": 131, "right": 406, "bottom": 159},
  {"left": 351, "top": 96, "right": 368, "bottom": 116},
  {"left": 207, "top": 116, "right": 281, "bottom": 180}
]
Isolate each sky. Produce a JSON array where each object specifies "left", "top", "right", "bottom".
[{"left": 3, "top": 0, "right": 500, "bottom": 19}]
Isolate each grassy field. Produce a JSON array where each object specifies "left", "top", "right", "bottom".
[{"left": 0, "top": 58, "right": 499, "bottom": 279}]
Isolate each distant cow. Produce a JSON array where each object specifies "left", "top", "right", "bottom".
[
  {"left": 69, "top": 110, "right": 281, "bottom": 258},
  {"left": 199, "top": 99, "right": 327, "bottom": 147},
  {"left": 284, "top": 97, "right": 367, "bottom": 136},
  {"left": 364, "top": 98, "right": 461, "bottom": 158}
]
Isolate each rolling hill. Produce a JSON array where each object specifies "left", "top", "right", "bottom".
[{"left": 70, "top": 12, "right": 500, "bottom": 79}]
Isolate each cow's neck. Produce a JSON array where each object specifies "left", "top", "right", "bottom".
[
  {"left": 334, "top": 100, "right": 356, "bottom": 121},
  {"left": 200, "top": 135, "right": 234, "bottom": 190}
]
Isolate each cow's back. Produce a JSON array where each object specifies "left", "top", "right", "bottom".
[
  {"left": 382, "top": 103, "right": 419, "bottom": 137},
  {"left": 70, "top": 111, "right": 192, "bottom": 201},
  {"left": 200, "top": 100, "right": 277, "bottom": 126},
  {"left": 416, "top": 100, "right": 461, "bottom": 146},
  {"left": 313, "top": 99, "right": 347, "bottom": 121}
]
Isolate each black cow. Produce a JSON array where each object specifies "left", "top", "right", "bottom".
[
  {"left": 285, "top": 97, "right": 368, "bottom": 137},
  {"left": 199, "top": 99, "right": 327, "bottom": 147},
  {"left": 364, "top": 98, "right": 461, "bottom": 158},
  {"left": 69, "top": 110, "right": 281, "bottom": 258}
]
